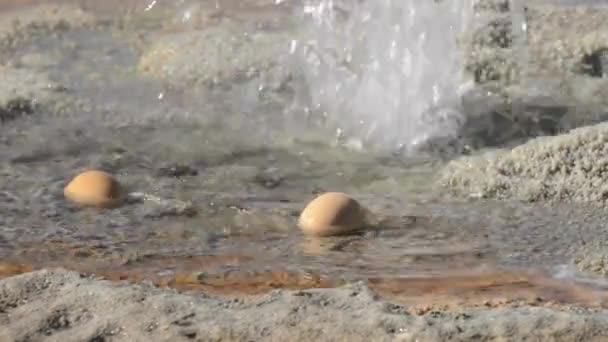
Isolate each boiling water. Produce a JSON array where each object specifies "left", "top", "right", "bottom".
[
  {"left": 287, "top": 0, "right": 475, "bottom": 153},
  {"left": 4, "top": 0, "right": 608, "bottom": 305}
]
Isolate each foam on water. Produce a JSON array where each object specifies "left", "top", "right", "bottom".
[{"left": 288, "top": 0, "right": 475, "bottom": 153}]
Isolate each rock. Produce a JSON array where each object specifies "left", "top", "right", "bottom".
[
  {"left": 0, "top": 4, "right": 94, "bottom": 50},
  {"left": 463, "top": 1, "right": 608, "bottom": 131},
  {"left": 0, "top": 97, "right": 34, "bottom": 123},
  {"left": 572, "top": 240, "right": 608, "bottom": 277},
  {"left": 137, "top": 21, "right": 298, "bottom": 88},
  {"left": 443, "top": 2, "right": 608, "bottom": 153},
  {"left": 525, "top": 4, "right": 608, "bottom": 80},
  {"left": 298, "top": 192, "right": 368, "bottom": 237},
  {"left": 156, "top": 164, "right": 199, "bottom": 178},
  {"left": 64, "top": 170, "right": 124, "bottom": 208},
  {"left": 574, "top": 252, "right": 608, "bottom": 277},
  {"left": 253, "top": 167, "right": 284, "bottom": 189},
  {"left": 465, "top": 2, "right": 608, "bottom": 85},
  {"left": 0, "top": 65, "right": 63, "bottom": 107},
  {"left": 440, "top": 122, "right": 608, "bottom": 204},
  {"left": 472, "top": 0, "right": 510, "bottom": 13},
  {"left": 0, "top": 65, "right": 73, "bottom": 125}
]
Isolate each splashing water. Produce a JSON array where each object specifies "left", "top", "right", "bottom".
[{"left": 288, "top": 0, "right": 475, "bottom": 153}]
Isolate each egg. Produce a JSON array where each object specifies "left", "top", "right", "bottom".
[
  {"left": 64, "top": 170, "right": 124, "bottom": 208},
  {"left": 298, "top": 192, "right": 367, "bottom": 237}
]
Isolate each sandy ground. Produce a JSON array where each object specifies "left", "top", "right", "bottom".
[
  {"left": 3, "top": 269, "right": 608, "bottom": 342},
  {"left": 3, "top": 1, "right": 608, "bottom": 341},
  {"left": 442, "top": 121, "right": 608, "bottom": 204}
]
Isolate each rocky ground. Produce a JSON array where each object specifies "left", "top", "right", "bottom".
[{"left": 4, "top": 0, "right": 608, "bottom": 341}]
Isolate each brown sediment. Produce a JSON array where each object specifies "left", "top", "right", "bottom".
[
  {"left": 2, "top": 237, "right": 608, "bottom": 312},
  {"left": 0, "top": 237, "right": 605, "bottom": 309},
  {"left": 2, "top": 240, "right": 608, "bottom": 314},
  {"left": 368, "top": 272, "right": 608, "bottom": 313},
  {"left": 161, "top": 270, "right": 336, "bottom": 296},
  {"left": 0, "top": 263, "right": 33, "bottom": 277},
  {"left": 2, "top": 240, "right": 258, "bottom": 280}
]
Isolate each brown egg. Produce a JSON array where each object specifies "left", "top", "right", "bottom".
[
  {"left": 298, "top": 192, "right": 367, "bottom": 237},
  {"left": 64, "top": 170, "right": 124, "bottom": 208}
]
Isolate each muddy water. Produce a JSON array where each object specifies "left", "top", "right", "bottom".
[{"left": 2, "top": 0, "right": 608, "bottom": 309}]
